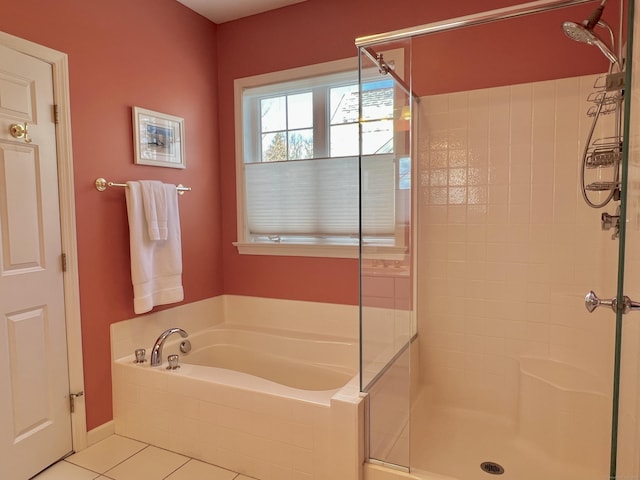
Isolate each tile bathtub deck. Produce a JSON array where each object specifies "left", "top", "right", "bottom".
[{"left": 32, "top": 435, "right": 253, "bottom": 480}]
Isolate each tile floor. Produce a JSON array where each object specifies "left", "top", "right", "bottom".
[{"left": 32, "top": 434, "right": 254, "bottom": 480}]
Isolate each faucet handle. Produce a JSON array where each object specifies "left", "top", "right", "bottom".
[
  {"left": 167, "top": 354, "right": 180, "bottom": 370},
  {"left": 134, "top": 348, "right": 146, "bottom": 363}
]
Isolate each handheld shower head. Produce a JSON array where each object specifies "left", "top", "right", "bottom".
[
  {"left": 562, "top": 20, "right": 599, "bottom": 43},
  {"left": 562, "top": 15, "right": 620, "bottom": 70}
]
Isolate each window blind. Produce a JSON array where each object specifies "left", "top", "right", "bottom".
[{"left": 244, "top": 155, "right": 396, "bottom": 238}]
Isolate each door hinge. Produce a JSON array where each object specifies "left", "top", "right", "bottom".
[
  {"left": 53, "top": 104, "right": 60, "bottom": 124},
  {"left": 61, "top": 253, "right": 67, "bottom": 272},
  {"left": 69, "top": 391, "right": 84, "bottom": 413}
]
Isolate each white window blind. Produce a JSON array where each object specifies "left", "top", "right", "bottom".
[{"left": 244, "top": 155, "right": 395, "bottom": 238}]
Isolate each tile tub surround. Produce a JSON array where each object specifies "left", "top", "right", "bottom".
[
  {"left": 416, "top": 74, "right": 618, "bottom": 417},
  {"left": 110, "top": 295, "right": 359, "bottom": 361},
  {"left": 401, "top": 73, "right": 620, "bottom": 480},
  {"left": 111, "top": 295, "right": 363, "bottom": 480}
]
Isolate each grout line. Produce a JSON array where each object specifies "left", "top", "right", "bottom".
[
  {"left": 160, "top": 457, "right": 192, "bottom": 479},
  {"left": 59, "top": 434, "right": 249, "bottom": 480}
]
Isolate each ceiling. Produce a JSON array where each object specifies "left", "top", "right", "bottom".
[{"left": 176, "top": 0, "right": 307, "bottom": 23}]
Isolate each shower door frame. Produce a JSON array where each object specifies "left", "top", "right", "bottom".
[{"left": 356, "top": 0, "right": 631, "bottom": 477}]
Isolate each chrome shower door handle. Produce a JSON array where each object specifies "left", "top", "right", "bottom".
[
  {"left": 585, "top": 290, "right": 616, "bottom": 313},
  {"left": 585, "top": 291, "right": 640, "bottom": 314},
  {"left": 621, "top": 296, "right": 640, "bottom": 314}
]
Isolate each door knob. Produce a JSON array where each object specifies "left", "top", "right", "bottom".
[
  {"left": 9, "top": 122, "right": 32, "bottom": 143},
  {"left": 585, "top": 291, "right": 640, "bottom": 314}
]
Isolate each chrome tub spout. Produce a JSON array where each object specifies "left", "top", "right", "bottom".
[{"left": 150, "top": 327, "right": 188, "bottom": 367}]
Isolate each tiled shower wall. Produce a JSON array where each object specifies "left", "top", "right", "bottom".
[{"left": 417, "top": 74, "right": 620, "bottom": 417}]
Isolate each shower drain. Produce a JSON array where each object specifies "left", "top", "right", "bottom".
[{"left": 480, "top": 462, "right": 505, "bottom": 475}]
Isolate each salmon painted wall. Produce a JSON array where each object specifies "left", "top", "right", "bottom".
[
  {"left": 0, "top": 0, "right": 622, "bottom": 433},
  {"left": 0, "top": 1, "right": 221, "bottom": 430},
  {"left": 217, "top": 0, "right": 619, "bottom": 304}
]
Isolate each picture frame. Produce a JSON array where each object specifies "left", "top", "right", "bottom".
[{"left": 132, "top": 107, "right": 185, "bottom": 169}]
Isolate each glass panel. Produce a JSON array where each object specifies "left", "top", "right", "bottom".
[
  {"left": 360, "top": 41, "right": 414, "bottom": 470},
  {"left": 287, "top": 129, "right": 313, "bottom": 159},
  {"left": 331, "top": 84, "right": 359, "bottom": 124},
  {"left": 261, "top": 131, "right": 286, "bottom": 161},
  {"left": 330, "top": 123, "right": 359, "bottom": 157},
  {"left": 361, "top": 2, "right": 630, "bottom": 478},
  {"left": 287, "top": 92, "right": 313, "bottom": 129},
  {"left": 615, "top": 1, "right": 638, "bottom": 477},
  {"left": 362, "top": 119, "right": 394, "bottom": 155},
  {"left": 260, "top": 96, "right": 286, "bottom": 132}
]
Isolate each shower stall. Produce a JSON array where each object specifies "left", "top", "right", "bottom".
[{"left": 357, "top": 0, "right": 640, "bottom": 479}]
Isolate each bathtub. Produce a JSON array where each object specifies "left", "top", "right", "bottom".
[
  {"left": 112, "top": 323, "right": 363, "bottom": 480},
  {"left": 180, "top": 326, "right": 355, "bottom": 393}
]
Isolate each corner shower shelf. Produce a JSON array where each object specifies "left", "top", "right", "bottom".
[
  {"left": 585, "top": 181, "right": 621, "bottom": 191},
  {"left": 585, "top": 137, "right": 624, "bottom": 168}
]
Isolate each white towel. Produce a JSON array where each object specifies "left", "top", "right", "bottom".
[
  {"left": 139, "top": 180, "right": 167, "bottom": 241},
  {"left": 125, "top": 181, "right": 184, "bottom": 314}
]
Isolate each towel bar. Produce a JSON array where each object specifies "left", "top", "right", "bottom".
[{"left": 95, "top": 177, "right": 191, "bottom": 195}]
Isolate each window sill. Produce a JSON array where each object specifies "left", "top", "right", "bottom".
[{"left": 234, "top": 241, "right": 407, "bottom": 260}]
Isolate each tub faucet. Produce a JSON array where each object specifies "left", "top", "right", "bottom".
[{"left": 150, "top": 327, "right": 188, "bottom": 367}]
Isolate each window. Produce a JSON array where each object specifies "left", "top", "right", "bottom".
[
  {"left": 234, "top": 53, "right": 408, "bottom": 258},
  {"left": 260, "top": 92, "right": 314, "bottom": 161}
]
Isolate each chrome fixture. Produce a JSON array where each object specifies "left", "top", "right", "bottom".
[
  {"left": 150, "top": 328, "right": 188, "bottom": 367},
  {"left": 561, "top": 0, "right": 621, "bottom": 69},
  {"left": 562, "top": 20, "right": 620, "bottom": 67},
  {"left": 179, "top": 340, "right": 192, "bottom": 354},
  {"left": 166, "top": 354, "right": 180, "bottom": 370},
  {"left": 134, "top": 348, "right": 146, "bottom": 364},
  {"left": 94, "top": 177, "right": 191, "bottom": 195},
  {"left": 585, "top": 291, "right": 640, "bottom": 314},
  {"left": 355, "top": 0, "right": 601, "bottom": 47},
  {"left": 361, "top": 47, "right": 415, "bottom": 100},
  {"left": 601, "top": 206, "right": 621, "bottom": 239},
  {"left": 561, "top": 0, "right": 624, "bottom": 212}
]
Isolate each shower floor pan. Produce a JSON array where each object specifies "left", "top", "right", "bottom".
[{"left": 407, "top": 379, "right": 609, "bottom": 480}]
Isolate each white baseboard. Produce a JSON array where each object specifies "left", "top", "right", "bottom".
[{"left": 86, "top": 421, "right": 115, "bottom": 447}]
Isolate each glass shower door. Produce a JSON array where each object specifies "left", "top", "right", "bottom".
[
  {"left": 359, "top": 40, "right": 415, "bottom": 470},
  {"left": 359, "top": 2, "right": 633, "bottom": 479},
  {"left": 615, "top": 0, "right": 640, "bottom": 477}
]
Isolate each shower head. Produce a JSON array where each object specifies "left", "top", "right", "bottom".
[
  {"left": 562, "top": 20, "right": 599, "bottom": 43},
  {"left": 562, "top": 20, "right": 620, "bottom": 69}
]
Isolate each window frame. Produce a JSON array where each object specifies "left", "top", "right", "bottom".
[{"left": 233, "top": 53, "right": 407, "bottom": 259}]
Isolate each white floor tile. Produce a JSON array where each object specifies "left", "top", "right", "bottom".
[
  {"left": 164, "top": 459, "right": 237, "bottom": 480},
  {"left": 104, "top": 446, "right": 189, "bottom": 480},
  {"left": 32, "top": 461, "right": 100, "bottom": 480},
  {"left": 65, "top": 435, "right": 147, "bottom": 474}
]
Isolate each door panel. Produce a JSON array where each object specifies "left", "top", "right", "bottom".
[
  {"left": 0, "top": 43, "right": 72, "bottom": 479},
  {"left": 1, "top": 142, "right": 43, "bottom": 272},
  {"left": 0, "top": 70, "right": 36, "bottom": 122}
]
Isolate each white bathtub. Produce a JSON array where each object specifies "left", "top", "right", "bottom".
[
  {"left": 180, "top": 326, "right": 355, "bottom": 393},
  {"left": 112, "top": 323, "right": 363, "bottom": 480}
]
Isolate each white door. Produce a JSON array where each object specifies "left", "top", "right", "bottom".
[{"left": 0, "top": 43, "right": 73, "bottom": 478}]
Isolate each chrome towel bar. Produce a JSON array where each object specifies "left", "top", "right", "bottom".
[{"left": 94, "top": 177, "right": 191, "bottom": 195}]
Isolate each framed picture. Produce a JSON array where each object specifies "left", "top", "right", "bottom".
[{"left": 132, "top": 107, "right": 185, "bottom": 169}]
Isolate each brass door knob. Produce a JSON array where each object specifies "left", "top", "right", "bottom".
[{"left": 10, "top": 122, "right": 32, "bottom": 143}]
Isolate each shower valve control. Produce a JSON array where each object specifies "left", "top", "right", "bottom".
[{"left": 601, "top": 208, "right": 621, "bottom": 239}]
